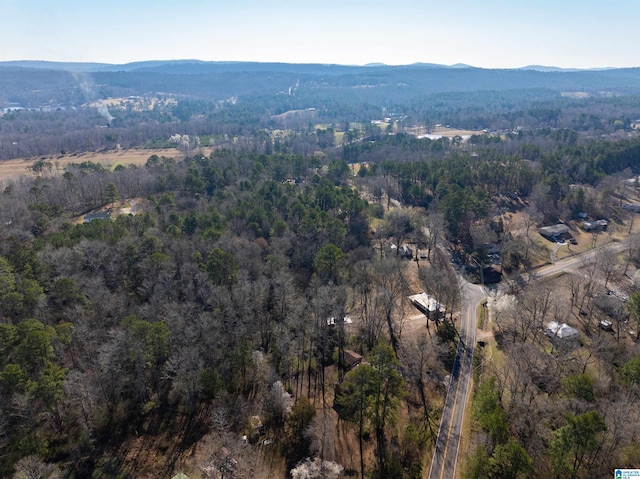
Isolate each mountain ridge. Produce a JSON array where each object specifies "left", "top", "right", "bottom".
[{"left": 3, "top": 59, "right": 636, "bottom": 74}]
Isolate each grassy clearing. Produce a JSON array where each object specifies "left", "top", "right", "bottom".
[
  {"left": 528, "top": 235, "right": 553, "bottom": 267},
  {"left": 477, "top": 300, "right": 487, "bottom": 330},
  {"left": 0, "top": 148, "right": 187, "bottom": 180}
]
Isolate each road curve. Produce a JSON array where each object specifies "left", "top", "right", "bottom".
[
  {"left": 428, "top": 279, "right": 486, "bottom": 479},
  {"left": 427, "top": 237, "right": 631, "bottom": 478}
]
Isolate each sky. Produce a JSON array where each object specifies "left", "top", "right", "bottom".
[{"left": 1, "top": 0, "right": 638, "bottom": 69}]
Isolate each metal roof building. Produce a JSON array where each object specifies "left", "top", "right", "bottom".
[{"left": 546, "top": 321, "right": 579, "bottom": 340}]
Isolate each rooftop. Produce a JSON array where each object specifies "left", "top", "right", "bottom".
[
  {"left": 546, "top": 321, "right": 579, "bottom": 339},
  {"left": 538, "top": 224, "right": 569, "bottom": 236},
  {"left": 409, "top": 292, "right": 443, "bottom": 313}
]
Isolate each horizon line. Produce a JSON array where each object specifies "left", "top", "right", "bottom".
[{"left": 1, "top": 58, "right": 637, "bottom": 71}]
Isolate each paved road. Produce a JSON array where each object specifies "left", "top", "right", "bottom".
[
  {"left": 533, "top": 239, "right": 629, "bottom": 280},
  {"left": 426, "top": 237, "right": 631, "bottom": 479},
  {"left": 427, "top": 279, "right": 485, "bottom": 479}
]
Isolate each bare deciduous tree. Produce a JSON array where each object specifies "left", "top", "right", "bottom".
[
  {"left": 596, "top": 248, "right": 621, "bottom": 291},
  {"left": 12, "top": 455, "right": 61, "bottom": 479},
  {"left": 424, "top": 210, "right": 444, "bottom": 261},
  {"left": 375, "top": 258, "right": 408, "bottom": 356},
  {"left": 290, "top": 457, "right": 343, "bottom": 479}
]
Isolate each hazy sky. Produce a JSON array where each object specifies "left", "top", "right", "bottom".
[{"left": 1, "top": 0, "right": 637, "bottom": 69}]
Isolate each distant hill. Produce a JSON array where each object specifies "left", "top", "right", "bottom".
[
  {"left": 519, "top": 64, "right": 618, "bottom": 72},
  {"left": 2, "top": 59, "right": 636, "bottom": 77},
  {"left": 0, "top": 60, "right": 112, "bottom": 72},
  {"left": 125, "top": 61, "right": 375, "bottom": 75},
  {"left": 2, "top": 59, "right": 640, "bottom": 108},
  {"left": 0, "top": 60, "right": 476, "bottom": 75},
  {"left": 0, "top": 60, "right": 387, "bottom": 75},
  {"left": 95, "top": 59, "right": 208, "bottom": 72},
  {"left": 0, "top": 59, "right": 220, "bottom": 73},
  {"left": 520, "top": 65, "right": 576, "bottom": 72}
]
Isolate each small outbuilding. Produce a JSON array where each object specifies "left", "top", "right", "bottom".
[
  {"left": 84, "top": 211, "right": 111, "bottom": 223},
  {"left": 582, "top": 219, "right": 608, "bottom": 232},
  {"left": 546, "top": 321, "right": 579, "bottom": 340},
  {"left": 343, "top": 350, "right": 363, "bottom": 370},
  {"left": 599, "top": 320, "right": 613, "bottom": 332},
  {"left": 399, "top": 245, "right": 413, "bottom": 259},
  {"left": 622, "top": 203, "right": 640, "bottom": 213},
  {"left": 326, "top": 316, "right": 354, "bottom": 326}
]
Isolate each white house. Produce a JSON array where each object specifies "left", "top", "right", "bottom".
[{"left": 409, "top": 292, "right": 444, "bottom": 320}]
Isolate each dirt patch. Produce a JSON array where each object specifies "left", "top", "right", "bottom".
[
  {"left": 71, "top": 198, "right": 153, "bottom": 225},
  {"left": 116, "top": 198, "right": 150, "bottom": 216}
]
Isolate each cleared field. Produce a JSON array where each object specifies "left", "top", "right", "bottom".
[
  {"left": 0, "top": 148, "right": 191, "bottom": 180},
  {"left": 404, "top": 125, "right": 484, "bottom": 138}
]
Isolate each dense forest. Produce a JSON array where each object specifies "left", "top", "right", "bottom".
[{"left": 0, "top": 152, "right": 365, "bottom": 476}]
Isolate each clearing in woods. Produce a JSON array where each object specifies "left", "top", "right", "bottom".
[{"left": 0, "top": 148, "right": 208, "bottom": 180}]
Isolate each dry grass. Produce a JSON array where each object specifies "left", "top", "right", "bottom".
[
  {"left": 404, "top": 125, "right": 484, "bottom": 138},
  {"left": 0, "top": 147, "right": 211, "bottom": 181}
]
